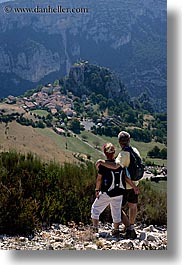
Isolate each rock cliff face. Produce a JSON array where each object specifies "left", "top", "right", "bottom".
[
  {"left": 64, "top": 61, "right": 130, "bottom": 103},
  {"left": 0, "top": 0, "right": 166, "bottom": 111}
]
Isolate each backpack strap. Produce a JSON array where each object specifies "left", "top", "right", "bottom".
[{"left": 129, "top": 146, "right": 142, "bottom": 163}]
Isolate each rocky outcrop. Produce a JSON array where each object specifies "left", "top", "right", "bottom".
[
  {"left": 0, "top": 223, "right": 167, "bottom": 250},
  {"left": 64, "top": 61, "right": 130, "bottom": 102}
]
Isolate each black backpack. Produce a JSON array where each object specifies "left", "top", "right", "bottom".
[
  {"left": 125, "top": 146, "right": 145, "bottom": 181},
  {"left": 102, "top": 167, "right": 126, "bottom": 197}
]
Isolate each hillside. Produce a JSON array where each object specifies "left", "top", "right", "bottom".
[
  {"left": 0, "top": 60, "right": 167, "bottom": 166},
  {"left": 0, "top": 60, "right": 167, "bottom": 170},
  {"left": 0, "top": 0, "right": 167, "bottom": 111},
  {"left": 0, "top": 103, "right": 167, "bottom": 167},
  {"left": 0, "top": 120, "right": 79, "bottom": 164}
]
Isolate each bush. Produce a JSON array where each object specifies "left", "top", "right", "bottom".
[
  {"left": 0, "top": 151, "right": 96, "bottom": 235},
  {"left": 0, "top": 151, "right": 167, "bottom": 235},
  {"left": 136, "top": 180, "right": 167, "bottom": 225}
]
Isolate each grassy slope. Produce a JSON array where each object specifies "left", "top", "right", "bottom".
[
  {"left": 0, "top": 120, "right": 167, "bottom": 166},
  {"left": 31, "top": 109, "right": 49, "bottom": 117},
  {"left": 0, "top": 121, "right": 78, "bottom": 165},
  {"left": 80, "top": 132, "right": 167, "bottom": 166},
  {"left": 37, "top": 128, "right": 105, "bottom": 161},
  {"left": 0, "top": 101, "right": 167, "bottom": 166}
]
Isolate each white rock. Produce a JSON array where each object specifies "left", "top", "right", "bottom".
[
  {"left": 0, "top": 223, "right": 167, "bottom": 250},
  {"left": 147, "top": 234, "right": 156, "bottom": 241}
]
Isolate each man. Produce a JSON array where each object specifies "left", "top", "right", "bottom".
[
  {"left": 95, "top": 131, "right": 141, "bottom": 239},
  {"left": 91, "top": 142, "right": 139, "bottom": 237}
]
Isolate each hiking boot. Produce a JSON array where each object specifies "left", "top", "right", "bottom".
[
  {"left": 111, "top": 229, "right": 120, "bottom": 238},
  {"left": 130, "top": 229, "right": 137, "bottom": 239},
  {"left": 125, "top": 229, "right": 137, "bottom": 239},
  {"left": 91, "top": 226, "right": 99, "bottom": 233}
]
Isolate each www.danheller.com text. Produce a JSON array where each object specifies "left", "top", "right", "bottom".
[{"left": 3, "top": 5, "right": 89, "bottom": 14}]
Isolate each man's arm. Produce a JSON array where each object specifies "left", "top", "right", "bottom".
[
  {"left": 125, "top": 176, "right": 140, "bottom": 194},
  {"left": 95, "top": 159, "right": 120, "bottom": 170}
]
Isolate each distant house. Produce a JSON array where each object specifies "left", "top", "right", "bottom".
[
  {"left": 24, "top": 101, "right": 36, "bottom": 110},
  {"left": 50, "top": 108, "right": 57, "bottom": 115},
  {"left": 41, "top": 100, "right": 50, "bottom": 107},
  {"left": 6, "top": 95, "right": 16, "bottom": 104},
  {"left": 45, "top": 103, "right": 56, "bottom": 110},
  {"left": 56, "top": 102, "right": 64, "bottom": 111},
  {"left": 41, "top": 86, "right": 53, "bottom": 94},
  {"left": 37, "top": 92, "right": 48, "bottom": 99},
  {"left": 53, "top": 86, "right": 61, "bottom": 92},
  {"left": 54, "top": 127, "right": 66, "bottom": 136},
  {"left": 63, "top": 108, "right": 76, "bottom": 117},
  {"left": 31, "top": 93, "right": 38, "bottom": 99}
]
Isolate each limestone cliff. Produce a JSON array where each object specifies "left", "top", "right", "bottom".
[
  {"left": 0, "top": 0, "right": 166, "bottom": 111},
  {"left": 63, "top": 61, "right": 130, "bottom": 103}
]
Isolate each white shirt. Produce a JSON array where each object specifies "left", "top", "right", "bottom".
[{"left": 115, "top": 147, "right": 140, "bottom": 189}]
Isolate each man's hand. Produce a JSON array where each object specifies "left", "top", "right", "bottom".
[
  {"left": 133, "top": 186, "right": 140, "bottom": 195},
  {"left": 95, "top": 159, "right": 104, "bottom": 170}
]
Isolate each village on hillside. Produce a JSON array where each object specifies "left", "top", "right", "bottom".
[
  {"left": 0, "top": 82, "right": 167, "bottom": 180},
  {"left": 6, "top": 83, "right": 76, "bottom": 117},
  {"left": 3, "top": 82, "right": 126, "bottom": 135}
]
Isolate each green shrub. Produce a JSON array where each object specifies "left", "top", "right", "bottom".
[
  {"left": 0, "top": 151, "right": 96, "bottom": 235},
  {"left": 0, "top": 151, "right": 167, "bottom": 235},
  {"left": 136, "top": 180, "right": 167, "bottom": 225}
]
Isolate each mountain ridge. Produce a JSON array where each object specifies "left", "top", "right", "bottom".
[{"left": 0, "top": 0, "right": 167, "bottom": 111}]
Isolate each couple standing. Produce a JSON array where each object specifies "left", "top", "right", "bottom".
[{"left": 91, "top": 131, "right": 141, "bottom": 239}]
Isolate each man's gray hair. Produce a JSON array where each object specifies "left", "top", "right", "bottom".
[{"left": 118, "top": 131, "right": 130, "bottom": 142}]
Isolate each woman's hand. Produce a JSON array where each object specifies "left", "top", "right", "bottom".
[
  {"left": 95, "top": 190, "right": 100, "bottom": 198},
  {"left": 95, "top": 159, "right": 104, "bottom": 170}
]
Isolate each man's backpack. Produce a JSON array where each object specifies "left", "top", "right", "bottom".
[
  {"left": 102, "top": 167, "right": 126, "bottom": 197},
  {"left": 125, "top": 146, "right": 145, "bottom": 181}
]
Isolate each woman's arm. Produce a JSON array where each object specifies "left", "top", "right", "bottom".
[
  {"left": 95, "top": 160, "right": 120, "bottom": 170},
  {"left": 95, "top": 173, "right": 102, "bottom": 198}
]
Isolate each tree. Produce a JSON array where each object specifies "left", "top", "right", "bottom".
[
  {"left": 81, "top": 135, "right": 88, "bottom": 142},
  {"left": 123, "top": 109, "right": 137, "bottom": 123},
  {"left": 68, "top": 118, "right": 81, "bottom": 134},
  {"left": 107, "top": 98, "right": 115, "bottom": 108},
  {"left": 160, "top": 148, "right": 167, "bottom": 159},
  {"left": 59, "top": 111, "right": 67, "bottom": 121},
  {"left": 46, "top": 114, "right": 53, "bottom": 120},
  {"left": 147, "top": 146, "right": 161, "bottom": 158},
  {"left": 130, "top": 128, "right": 151, "bottom": 142},
  {"left": 92, "top": 114, "right": 99, "bottom": 123},
  {"left": 99, "top": 100, "right": 107, "bottom": 112},
  {"left": 93, "top": 140, "right": 100, "bottom": 149},
  {"left": 89, "top": 92, "right": 97, "bottom": 104},
  {"left": 36, "top": 121, "right": 45, "bottom": 128},
  {"left": 53, "top": 79, "right": 60, "bottom": 86}
]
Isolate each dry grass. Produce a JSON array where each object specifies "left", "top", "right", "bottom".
[
  {"left": 0, "top": 103, "right": 25, "bottom": 114},
  {"left": 0, "top": 121, "right": 77, "bottom": 165},
  {"left": 143, "top": 114, "right": 155, "bottom": 121}
]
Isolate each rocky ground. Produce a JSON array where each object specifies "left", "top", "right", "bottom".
[{"left": 0, "top": 222, "right": 167, "bottom": 251}]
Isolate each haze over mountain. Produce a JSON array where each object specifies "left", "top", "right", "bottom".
[
  {"left": 0, "top": 0, "right": 166, "bottom": 111},
  {"left": 0, "top": 0, "right": 13, "bottom": 3}
]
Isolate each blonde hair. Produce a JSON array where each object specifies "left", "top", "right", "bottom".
[{"left": 102, "top": 143, "right": 115, "bottom": 154}]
